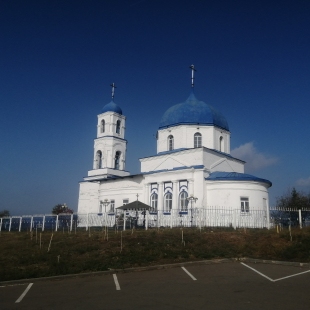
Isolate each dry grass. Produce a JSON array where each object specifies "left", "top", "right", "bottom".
[{"left": 1, "top": 227, "right": 310, "bottom": 281}]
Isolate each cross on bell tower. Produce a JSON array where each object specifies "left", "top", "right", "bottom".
[{"left": 110, "top": 82, "right": 116, "bottom": 100}]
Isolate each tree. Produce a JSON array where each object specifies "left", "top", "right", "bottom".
[
  {"left": 276, "top": 188, "right": 310, "bottom": 210},
  {"left": 0, "top": 210, "right": 10, "bottom": 217},
  {"left": 274, "top": 188, "right": 310, "bottom": 226},
  {"left": 52, "top": 204, "right": 73, "bottom": 215}
]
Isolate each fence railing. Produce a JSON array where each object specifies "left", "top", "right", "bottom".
[
  {"left": 1, "top": 207, "right": 310, "bottom": 232},
  {"left": 270, "top": 207, "right": 310, "bottom": 228}
]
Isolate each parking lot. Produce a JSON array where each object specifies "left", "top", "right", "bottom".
[{"left": 1, "top": 260, "right": 310, "bottom": 310}]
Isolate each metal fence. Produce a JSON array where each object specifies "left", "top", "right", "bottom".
[
  {"left": 1, "top": 207, "right": 310, "bottom": 232},
  {"left": 270, "top": 207, "right": 310, "bottom": 228}
]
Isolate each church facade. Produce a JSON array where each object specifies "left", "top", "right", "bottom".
[{"left": 78, "top": 75, "right": 272, "bottom": 228}]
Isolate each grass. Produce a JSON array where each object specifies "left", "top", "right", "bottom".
[{"left": 1, "top": 227, "right": 310, "bottom": 281}]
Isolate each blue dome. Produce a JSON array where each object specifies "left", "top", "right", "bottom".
[
  {"left": 159, "top": 91, "right": 229, "bottom": 131},
  {"left": 102, "top": 100, "right": 122, "bottom": 115}
]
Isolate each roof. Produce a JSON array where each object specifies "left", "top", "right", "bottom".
[
  {"left": 159, "top": 90, "right": 229, "bottom": 131},
  {"left": 206, "top": 171, "right": 272, "bottom": 187},
  {"left": 102, "top": 100, "right": 122, "bottom": 115},
  {"left": 143, "top": 165, "right": 205, "bottom": 175},
  {"left": 140, "top": 146, "right": 245, "bottom": 163},
  {"left": 117, "top": 200, "right": 152, "bottom": 210}
]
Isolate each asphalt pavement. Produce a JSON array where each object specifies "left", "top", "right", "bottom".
[{"left": 1, "top": 260, "right": 310, "bottom": 310}]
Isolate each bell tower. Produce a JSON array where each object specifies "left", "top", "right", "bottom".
[{"left": 84, "top": 83, "right": 130, "bottom": 181}]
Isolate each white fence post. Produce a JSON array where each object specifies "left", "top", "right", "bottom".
[
  {"left": 19, "top": 217, "right": 22, "bottom": 232},
  {"left": 70, "top": 214, "right": 73, "bottom": 232},
  {"left": 123, "top": 212, "right": 126, "bottom": 231},
  {"left": 145, "top": 210, "right": 148, "bottom": 230},
  {"left": 9, "top": 217, "right": 12, "bottom": 232},
  {"left": 30, "top": 216, "right": 33, "bottom": 232},
  {"left": 299, "top": 209, "right": 302, "bottom": 229},
  {"left": 42, "top": 215, "right": 45, "bottom": 232},
  {"left": 55, "top": 215, "right": 58, "bottom": 232}
]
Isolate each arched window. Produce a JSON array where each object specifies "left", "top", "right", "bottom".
[
  {"left": 168, "top": 135, "right": 174, "bottom": 151},
  {"left": 116, "top": 120, "right": 121, "bottom": 134},
  {"left": 219, "top": 136, "right": 223, "bottom": 152},
  {"left": 96, "top": 151, "right": 102, "bottom": 169},
  {"left": 194, "top": 132, "right": 202, "bottom": 148},
  {"left": 164, "top": 192, "right": 172, "bottom": 212},
  {"left": 150, "top": 193, "right": 158, "bottom": 211},
  {"left": 179, "top": 191, "right": 188, "bottom": 211},
  {"left": 100, "top": 119, "right": 105, "bottom": 133},
  {"left": 114, "top": 151, "right": 121, "bottom": 169}
]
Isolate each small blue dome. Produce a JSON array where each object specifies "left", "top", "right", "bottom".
[
  {"left": 159, "top": 91, "right": 229, "bottom": 131},
  {"left": 102, "top": 100, "right": 122, "bottom": 115}
]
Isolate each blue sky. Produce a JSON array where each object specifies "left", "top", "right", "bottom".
[{"left": 1, "top": 0, "right": 309, "bottom": 215}]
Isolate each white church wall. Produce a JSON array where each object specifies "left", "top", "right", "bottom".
[
  {"left": 191, "top": 170, "right": 205, "bottom": 208},
  {"left": 78, "top": 182, "right": 100, "bottom": 214},
  {"left": 98, "top": 175, "right": 144, "bottom": 210},
  {"left": 206, "top": 181, "right": 269, "bottom": 211},
  {"left": 143, "top": 168, "right": 205, "bottom": 210},
  {"left": 140, "top": 148, "right": 203, "bottom": 173},
  {"left": 79, "top": 176, "right": 145, "bottom": 214},
  {"left": 214, "top": 128, "right": 230, "bottom": 153},
  {"left": 203, "top": 150, "right": 244, "bottom": 173}
]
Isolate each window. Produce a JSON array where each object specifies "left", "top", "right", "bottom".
[
  {"left": 114, "top": 151, "right": 121, "bottom": 169},
  {"left": 179, "top": 191, "right": 188, "bottom": 211},
  {"left": 164, "top": 193, "right": 172, "bottom": 212},
  {"left": 219, "top": 136, "right": 223, "bottom": 152},
  {"left": 241, "top": 197, "right": 249, "bottom": 213},
  {"left": 116, "top": 120, "right": 121, "bottom": 134},
  {"left": 100, "top": 119, "right": 105, "bottom": 133},
  {"left": 150, "top": 193, "right": 158, "bottom": 211},
  {"left": 123, "top": 199, "right": 129, "bottom": 205},
  {"left": 168, "top": 135, "right": 174, "bottom": 151},
  {"left": 110, "top": 200, "right": 115, "bottom": 212},
  {"left": 194, "top": 132, "right": 202, "bottom": 148},
  {"left": 96, "top": 151, "right": 102, "bottom": 169}
]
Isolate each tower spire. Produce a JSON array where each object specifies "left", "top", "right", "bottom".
[
  {"left": 189, "top": 64, "right": 196, "bottom": 88},
  {"left": 110, "top": 83, "right": 117, "bottom": 100}
]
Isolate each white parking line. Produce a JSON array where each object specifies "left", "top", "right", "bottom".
[
  {"left": 15, "top": 283, "right": 33, "bottom": 303},
  {"left": 241, "top": 262, "right": 310, "bottom": 282},
  {"left": 0, "top": 283, "right": 28, "bottom": 288},
  {"left": 181, "top": 267, "right": 197, "bottom": 280},
  {"left": 113, "top": 274, "right": 121, "bottom": 290},
  {"left": 273, "top": 270, "right": 310, "bottom": 282},
  {"left": 241, "top": 263, "right": 274, "bottom": 282}
]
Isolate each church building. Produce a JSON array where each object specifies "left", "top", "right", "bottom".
[{"left": 78, "top": 68, "right": 272, "bottom": 228}]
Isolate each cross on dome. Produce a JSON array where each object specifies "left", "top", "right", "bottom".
[{"left": 189, "top": 64, "right": 196, "bottom": 88}]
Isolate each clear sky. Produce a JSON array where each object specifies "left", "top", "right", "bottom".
[{"left": 1, "top": 0, "right": 309, "bottom": 215}]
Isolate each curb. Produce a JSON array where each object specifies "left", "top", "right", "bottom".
[
  {"left": 238, "top": 257, "right": 310, "bottom": 268},
  {"left": 1, "top": 257, "right": 309, "bottom": 286},
  {"left": 0, "top": 258, "right": 232, "bottom": 286}
]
